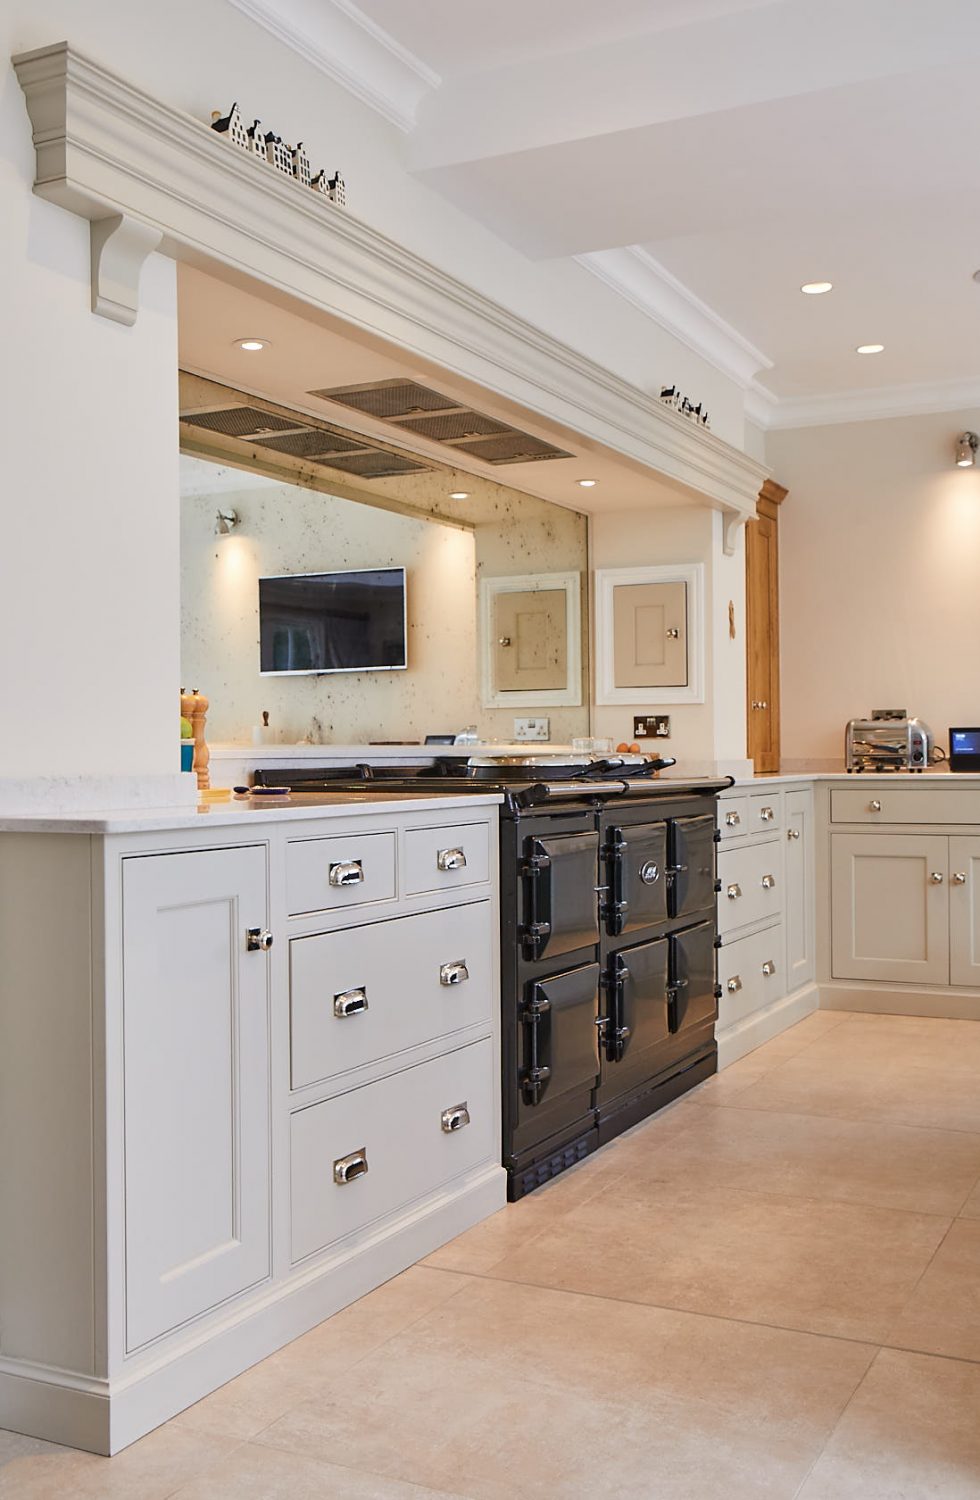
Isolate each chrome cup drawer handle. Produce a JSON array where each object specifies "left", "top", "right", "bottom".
[
  {"left": 726, "top": 975, "right": 742, "bottom": 994},
  {"left": 333, "top": 1148, "right": 369, "bottom": 1185},
  {"left": 329, "top": 859, "right": 364, "bottom": 888},
  {"left": 760, "top": 806, "right": 774, "bottom": 821},
  {"left": 437, "top": 847, "right": 467, "bottom": 872},
  {"left": 725, "top": 811, "right": 741, "bottom": 827},
  {"left": 761, "top": 874, "right": 776, "bottom": 890},
  {"left": 334, "top": 986, "right": 368, "bottom": 1019},
  {"left": 726, "top": 883, "right": 742, "bottom": 900},
  {"left": 440, "top": 959, "right": 469, "bottom": 987},
  {"left": 761, "top": 960, "right": 776, "bottom": 977},
  {"left": 441, "top": 1102, "right": 471, "bottom": 1133},
  {"left": 787, "top": 828, "right": 801, "bottom": 840}
]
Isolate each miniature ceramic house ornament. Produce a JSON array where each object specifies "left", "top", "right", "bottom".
[
  {"left": 247, "top": 119, "right": 266, "bottom": 159},
  {"left": 264, "top": 131, "right": 293, "bottom": 176},
  {"left": 292, "top": 141, "right": 312, "bottom": 188},
  {"left": 311, "top": 168, "right": 330, "bottom": 197},
  {"left": 327, "top": 170, "right": 346, "bottom": 206},
  {"left": 210, "top": 102, "right": 249, "bottom": 151}
]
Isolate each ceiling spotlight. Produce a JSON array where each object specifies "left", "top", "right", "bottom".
[
  {"left": 801, "top": 281, "right": 833, "bottom": 295},
  {"left": 215, "top": 508, "right": 241, "bottom": 535},
  {"left": 577, "top": 478, "right": 597, "bottom": 488},
  {"left": 235, "top": 338, "right": 270, "bottom": 351},
  {"left": 955, "top": 432, "right": 979, "bottom": 468},
  {"left": 449, "top": 491, "right": 470, "bottom": 500},
  {"left": 856, "top": 344, "right": 885, "bottom": 355}
]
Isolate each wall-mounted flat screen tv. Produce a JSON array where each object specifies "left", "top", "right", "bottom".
[{"left": 258, "top": 567, "right": 407, "bottom": 675}]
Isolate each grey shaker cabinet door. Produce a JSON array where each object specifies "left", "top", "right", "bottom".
[{"left": 831, "top": 833, "right": 949, "bottom": 984}]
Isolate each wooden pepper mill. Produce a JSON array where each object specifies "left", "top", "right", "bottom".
[{"left": 180, "top": 688, "right": 210, "bottom": 791}]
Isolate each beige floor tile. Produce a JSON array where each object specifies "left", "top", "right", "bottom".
[
  {"left": 613, "top": 1100, "right": 980, "bottom": 1214},
  {"left": 170, "top": 1441, "right": 466, "bottom": 1499},
  {"left": 797, "top": 1348, "right": 980, "bottom": 1499},
  {"left": 961, "top": 1178, "right": 980, "bottom": 1218},
  {"left": 0, "top": 1425, "right": 236, "bottom": 1500},
  {"left": 888, "top": 1219, "right": 980, "bottom": 1361},
  {"left": 722, "top": 1019, "right": 980, "bottom": 1132},
  {"left": 177, "top": 1266, "right": 472, "bottom": 1440},
  {"left": 485, "top": 1179, "right": 949, "bottom": 1342},
  {"left": 0, "top": 1436, "right": 67, "bottom": 1472},
  {"left": 256, "top": 1277, "right": 872, "bottom": 1499},
  {"left": 422, "top": 1152, "right": 625, "bottom": 1274}
]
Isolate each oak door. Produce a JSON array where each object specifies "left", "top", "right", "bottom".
[
  {"left": 746, "top": 480, "right": 785, "bottom": 774},
  {"left": 122, "top": 845, "right": 271, "bottom": 1350},
  {"left": 830, "top": 833, "right": 949, "bottom": 984}
]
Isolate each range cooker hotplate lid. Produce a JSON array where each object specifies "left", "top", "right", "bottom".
[{"left": 467, "top": 752, "right": 649, "bottom": 769}]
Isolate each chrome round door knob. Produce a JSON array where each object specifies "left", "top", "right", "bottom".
[
  {"left": 246, "top": 927, "right": 274, "bottom": 951},
  {"left": 787, "top": 828, "right": 801, "bottom": 840},
  {"left": 953, "top": 872, "right": 967, "bottom": 885},
  {"left": 869, "top": 799, "right": 882, "bottom": 812},
  {"left": 929, "top": 872, "right": 944, "bottom": 884}
]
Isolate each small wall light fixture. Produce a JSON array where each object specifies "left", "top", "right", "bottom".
[
  {"left": 955, "top": 432, "right": 979, "bottom": 468},
  {"left": 215, "top": 508, "right": 241, "bottom": 535}
]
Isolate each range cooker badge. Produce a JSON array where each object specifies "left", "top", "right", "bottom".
[{"left": 639, "top": 860, "right": 660, "bottom": 885}]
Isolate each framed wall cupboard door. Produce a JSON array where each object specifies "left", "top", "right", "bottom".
[
  {"left": 121, "top": 844, "right": 271, "bottom": 1350},
  {"left": 830, "top": 833, "right": 949, "bottom": 984}
]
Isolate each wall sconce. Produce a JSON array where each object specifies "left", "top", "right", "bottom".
[
  {"left": 215, "top": 508, "right": 241, "bottom": 535},
  {"left": 955, "top": 432, "right": 978, "bottom": 468}
]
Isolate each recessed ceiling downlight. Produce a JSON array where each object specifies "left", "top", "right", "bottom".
[
  {"left": 577, "top": 479, "right": 597, "bottom": 488},
  {"left": 449, "top": 491, "right": 469, "bottom": 500},
  {"left": 856, "top": 344, "right": 885, "bottom": 355},
  {"left": 801, "top": 281, "right": 833, "bottom": 295},
  {"left": 235, "top": 338, "right": 270, "bottom": 351}
]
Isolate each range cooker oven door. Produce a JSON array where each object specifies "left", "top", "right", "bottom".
[
  {"left": 668, "top": 815, "right": 716, "bottom": 921},
  {"left": 520, "top": 832, "right": 600, "bottom": 962},
  {"left": 601, "top": 822, "right": 668, "bottom": 938},
  {"left": 668, "top": 921, "right": 717, "bottom": 1039},
  {"left": 600, "top": 938, "right": 670, "bottom": 1068},
  {"left": 520, "top": 963, "right": 601, "bottom": 1116}
]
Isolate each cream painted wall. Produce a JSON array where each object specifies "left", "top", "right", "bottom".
[
  {"left": 769, "top": 410, "right": 980, "bottom": 766},
  {"left": 590, "top": 507, "right": 749, "bottom": 774},
  {"left": 0, "top": 9, "right": 179, "bottom": 778}
]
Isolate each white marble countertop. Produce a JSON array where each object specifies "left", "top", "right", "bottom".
[
  {"left": 0, "top": 790, "right": 504, "bottom": 836},
  {"left": 731, "top": 769, "right": 980, "bottom": 787}
]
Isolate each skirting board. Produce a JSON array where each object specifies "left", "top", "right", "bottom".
[
  {"left": 819, "top": 984, "right": 980, "bottom": 1022},
  {"left": 0, "top": 1165, "right": 506, "bottom": 1456},
  {"left": 716, "top": 983, "right": 820, "bottom": 1069}
]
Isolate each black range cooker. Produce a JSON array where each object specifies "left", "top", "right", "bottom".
[{"left": 254, "top": 754, "right": 732, "bottom": 1200}]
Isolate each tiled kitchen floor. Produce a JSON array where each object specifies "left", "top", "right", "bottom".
[{"left": 4, "top": 1011, "right": 980, "bottom": 1498}]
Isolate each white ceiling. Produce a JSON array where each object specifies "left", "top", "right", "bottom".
[{"left": 233, "top": 0, "right": 980, "bottom": 423}]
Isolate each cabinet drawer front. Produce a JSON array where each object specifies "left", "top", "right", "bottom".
[
  {"left": 403, "top": 821, "right": 491, "bottom": 896},
  {"left": 290, "top": 903, "right": 493, "bottom": 1089},
  {"left": 718, "top": 925, "right": 786, "bottom": 1029},
  {"left": 831, "top": 788, "right": 980, "bottom": 826},
  {"left": 749, "top": 791, "right": 782, "bottom": 834},
  {"left": 717, "top": 794, "right": 750, "bottom": 840},
  {"left": 290, "top": 1039, "right": 495, "bottom": 1262},
  {"left": 717, "top": 840, "right": 783, "bottom": 936},
  {"left": 287, "top": 831, "right": 396, "bottom": 917}
]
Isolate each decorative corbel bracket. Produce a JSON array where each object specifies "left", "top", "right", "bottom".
[
  {"left": 722, "top": 510, "right": 747, "bottom": 557},
  {"left": 90, "top": 215, "right": 163, "bottom": 326}
]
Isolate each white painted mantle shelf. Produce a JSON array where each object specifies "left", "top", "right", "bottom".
[{"left": 13, "top": 41, "right": 767, "bottom": 533}]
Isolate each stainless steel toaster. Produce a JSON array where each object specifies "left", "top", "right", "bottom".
[{"left": 845, "top": 714, "right": 937, "bottom": 773}]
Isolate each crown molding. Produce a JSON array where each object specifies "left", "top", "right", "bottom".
[
  {"left": 749, "top": 375, "right": 980, "bottom": 431},
  {"left": 576, "top": 245, "right": 773, "bottom": 391},
  {"left": 12, "top": 41, "right": 766, "bottom": 525},
  {"left": 226, "top": 0, "right": 440, "bottom": 133}
]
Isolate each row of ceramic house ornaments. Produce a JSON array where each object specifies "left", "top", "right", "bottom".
[
  {"left": 210, "top": 102, "right": 346, "bottom": 205},
  {"left": 659, "top": 385, "right": 710, "bottom": 429}
]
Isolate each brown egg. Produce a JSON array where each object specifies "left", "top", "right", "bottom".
[
  {"left": 616, "top": 742, "right": 630, "bottom": 754},
  {"left": 629, "top": 742, "right": 641, "bottom": 754}
]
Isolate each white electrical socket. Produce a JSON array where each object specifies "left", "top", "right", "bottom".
[{"left": 514, "top": 717, "right": 550, "bottom": 741}]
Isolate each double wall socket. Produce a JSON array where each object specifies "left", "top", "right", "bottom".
[
  {"left": 634, "top": 715, "right": 671, "bottom": 739},
  {"left": 514, "top": 717, "right": 550, "bottom": 741}
]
